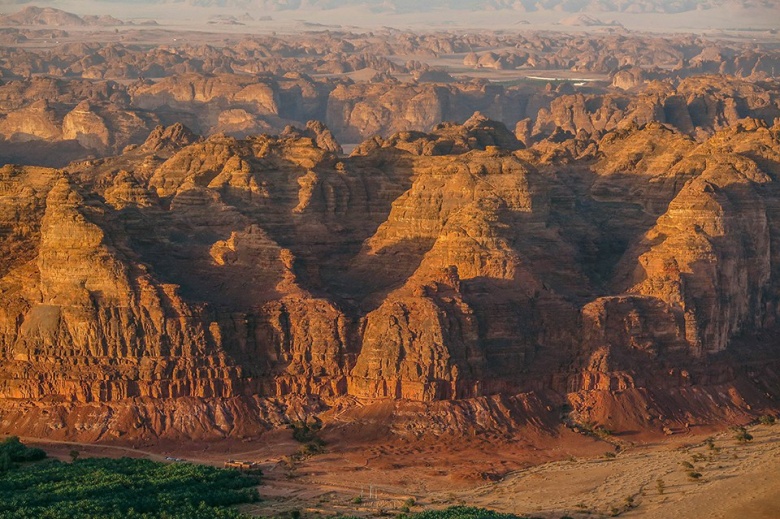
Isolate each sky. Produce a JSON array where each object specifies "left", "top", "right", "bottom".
[{"left": 0, "top": 0, "right": 777, "bottom": 32}]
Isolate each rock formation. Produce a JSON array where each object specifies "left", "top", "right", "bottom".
[
  {"left": 0, "top": 115, "right": 778, "bottom": 441},
  {"left": 0, "top": 26, "right": 777, "bottom": 167},
  {"left": 0, "top": 20, "right": 779, "bottom": 441}
]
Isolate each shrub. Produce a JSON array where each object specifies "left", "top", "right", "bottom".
[
  {"left": 604, "top": 451, "right": 616, "bottom": 459},
  {"left": 733, "top": 426, "right": 753, "bottom": 443},
  {"left": 576, "top": 421, "right": 614, "bottom": 439},
  {"left": 758, "top": 415, "right": 776, "bottom": 426},
  {"left": 297, "top": 441, "right": 325, "bottom": 458},
  {"left": 686, "top": 471, "right": 702, "bottom": 480},
  {"left": 0, "top": 436, "right": 46, "bottom": 463},
  {"left": 291, "top": 422, "right": 326, "bottom": 459},
  {"left": 291, "top": 422, "right": 317, "bottom": 443}
]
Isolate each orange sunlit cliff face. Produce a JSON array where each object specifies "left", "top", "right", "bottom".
[{"left": 0, "top": 0, "right": 778, "bottom": 481}]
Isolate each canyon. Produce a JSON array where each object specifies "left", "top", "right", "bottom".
[
  {"left": 0, "top": 6, "right": 778, "bottom": 517},
  {"left": 1, "top": 106, "right": 779, "bottom": 442}
]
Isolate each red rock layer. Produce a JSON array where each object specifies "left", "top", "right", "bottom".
[{"left": 0, "top": 118, "right": 778, "bottom": 440}]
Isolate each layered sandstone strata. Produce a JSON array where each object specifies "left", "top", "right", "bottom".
[{"left": 0, "top": 118, "right": 778, "bottom": 440}]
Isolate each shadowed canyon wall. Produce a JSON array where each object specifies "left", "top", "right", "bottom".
[{"left": 1, "top": 114, "right": 779, "bottom": 440}]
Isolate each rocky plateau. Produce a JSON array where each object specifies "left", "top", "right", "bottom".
[
  {"left": 0, "top": 12, "right": 778, "bottom": 444},
  {"left": 0, "top": 25, "right": 779, "bottom": 166}
]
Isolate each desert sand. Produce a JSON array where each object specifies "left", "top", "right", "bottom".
[{"left": 21, "top": 422, "right": 780, "bottom": 518}]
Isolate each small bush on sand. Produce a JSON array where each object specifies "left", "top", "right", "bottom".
[{"left": 733, "top": 426, "right": 753, "bottom": 443}]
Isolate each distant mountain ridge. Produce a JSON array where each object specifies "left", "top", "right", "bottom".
[
  {"left": 240, "top": 0, "right": 777, "bottom": 12},
  {"left": 0, "top": 6, "right": 126, "bottom": 26},
  {"left": 2, "top": 0, "right": 778, "bottom": 15}
]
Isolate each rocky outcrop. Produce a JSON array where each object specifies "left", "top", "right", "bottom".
[
  {"left": 613, "top": 132, "right": 774, "bottom": 355},
  {"left": 0, "top": 85, "right": 159, "bottom": 165},
  {"left": 611, "top": 66, "right": 646, "bottom": 90},
  {"left": 0, "top": 37, "right": 777, "bottom": 168},
  {"left": 281, "top": 120, "right": 343, "bottom": 154},
  {"left": 4, "top": 177, "right": 248, "bottom": 404},
  {"left": 0, "top": 99, "right": 61, "bottom": 141},
  {"left": 0, "top": 119, "right": 779, "bottom": 441},
  {"left": 531, "top": 77, "right": 780, "bottom": 141},
  {"left": 141, "top": 122, "right": 199, "bottom": 153},
  {"left": 352, "top": 112, "right": 522, "bottom": 157},
  {"left": 130, "top": 74, "right": 281, "bottom": 135},
  {"left": 349, "top": 139, "right": 583, "bottom": 401},
  {"left": 62, "top": 101, "right": 111, "bottom": 151}
]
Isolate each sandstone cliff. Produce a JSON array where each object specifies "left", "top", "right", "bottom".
[{"left": 0, "top": 119, "right": 778, "bottom": 441}]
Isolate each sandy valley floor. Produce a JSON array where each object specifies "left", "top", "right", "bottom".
[{"left": 23, "top": 422, "right": 780, "bottom": 518}]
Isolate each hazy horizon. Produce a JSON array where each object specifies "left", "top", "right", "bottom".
[{"left": 0, "top": 0, "right": 777, "bottom": 32}]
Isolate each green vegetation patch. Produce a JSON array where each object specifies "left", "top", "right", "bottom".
[
  {"left": 0, "top": 436, "right": 46, "bottom": 469},
  {"left": 405, "top": 506, "right": 530, "bottom": 519},
  {"left": 0, "top": 438, "right": 260, "bottom": 519}
]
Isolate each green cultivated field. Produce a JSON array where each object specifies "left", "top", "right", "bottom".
[{"left": 0, "top": 437, "right": 260, "bottom": 519}]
